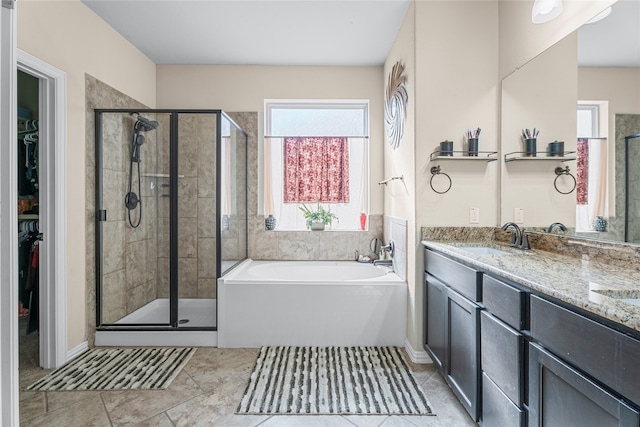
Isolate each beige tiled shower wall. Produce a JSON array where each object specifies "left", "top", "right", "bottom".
[
  {"left": 86, "top": 75, "right": 154, "bottom": 345},
  {"left": 228, "top": 112, "right": 384, "bottom": 261}
]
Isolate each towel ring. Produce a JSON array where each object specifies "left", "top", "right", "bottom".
[
  {"left": 554, "top": 166, "right": 576, "bottom": 194},
  {"left": 430, "top": 166, "right": 452, "bottom": 194}
]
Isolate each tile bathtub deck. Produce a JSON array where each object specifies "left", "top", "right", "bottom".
[{"left": 19, "top": 345, "right": 476, "bottom": 427}]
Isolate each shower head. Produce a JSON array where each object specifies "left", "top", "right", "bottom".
[{"left": 132, "top": 113, "right": 159, "bottom": 132}]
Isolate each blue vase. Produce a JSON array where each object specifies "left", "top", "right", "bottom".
[
  {"left": 265, "top": 214, "right": 276, "bottom": 231},
  {"left": 592, "top": 216, "right": 607, "bottom": 232}
]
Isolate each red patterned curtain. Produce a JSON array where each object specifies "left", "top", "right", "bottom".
[
  {"left": 283, "top": 137, "right": 350, "bottom": 203},
  {"left": 577, "top": 138, "right": 589, "bottom": 205}
]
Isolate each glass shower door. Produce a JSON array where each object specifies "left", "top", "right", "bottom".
[
  {"left": 96, "top": 111, "right": 172, "bottom": 327},
  {"left": 175, "top": 112, "right": 218, "bottom": 328},
  {"left": 219, "top": 113, "right": 248, "bottom": 275}
]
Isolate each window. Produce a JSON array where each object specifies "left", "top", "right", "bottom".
[
  {"left": 264, "top": 100, "right": 369, "bottom": 231},
  {"left": 576, "top": 101, "right": 609, "bottom": 231}
]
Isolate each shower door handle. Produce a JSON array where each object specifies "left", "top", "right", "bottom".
[{"left": 98, "top": 209, "right": 107, "bottom": 221}]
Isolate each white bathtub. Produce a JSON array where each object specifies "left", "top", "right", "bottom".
[{"left": 217, "top": 260, "right": 407, "bottom": 347}]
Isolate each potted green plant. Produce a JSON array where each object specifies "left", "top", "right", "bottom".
[{"left": 299, "top": 202, "right": 338, "bottom": 231}]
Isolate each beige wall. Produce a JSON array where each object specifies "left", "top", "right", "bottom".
[
  {"left": 383, "top": 1, "right": 416, "bottom": 346},
  {"left": 383, "top": 1, "right": 499, "bottom": 350},
  {"left": 501, "top": 33, "right": 578, "bottom": 227},
  {"left": 157, "top": 65, "right": 384, "bottom": 216},
  {"left": 579, "top": 67, "right": 640, "bottom": 119},
  {"left": 17, "top": 0, "right": 156, "bottom": 351}
]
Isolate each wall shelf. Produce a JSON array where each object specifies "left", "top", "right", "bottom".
[
  {"left": 429, "top": 151, "right": 498, "bottom": 162},
  {"left": 505, "top": 151, "right": 576, "bottom": 162}
]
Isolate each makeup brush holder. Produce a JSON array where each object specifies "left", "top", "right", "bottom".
[
  {"left": 467, "top": 138, "right": 478, "bottom": 156},
  {"left": 525, "top": 138, "right": 537, "bottom": 157}
]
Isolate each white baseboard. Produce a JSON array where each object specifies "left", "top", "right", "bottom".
[
  {"left": 66, "top": 341, "right": 89, "bottom": 362},
  {"left": 404, "top": 338, "right": 433, "bottom": 364}
]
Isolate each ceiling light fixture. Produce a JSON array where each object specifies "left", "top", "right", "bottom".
[
  {"left": 586, "top": 6, "right": 612, "bottom": 24},
  {"left": 531, "top": 0, "right": 564, "bottom": 24}
]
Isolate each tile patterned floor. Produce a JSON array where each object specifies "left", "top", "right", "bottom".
[{"left": 19, "top": 342, "right": 477, "bottom": 427}]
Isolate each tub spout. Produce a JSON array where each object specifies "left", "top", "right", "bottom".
[{"left": 373, "top": 259, "right": 393, "bottom": 266}]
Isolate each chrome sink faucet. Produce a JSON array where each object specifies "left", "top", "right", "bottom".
[{"left": 501, "top": 222, "right": 531, "bottom": 250}]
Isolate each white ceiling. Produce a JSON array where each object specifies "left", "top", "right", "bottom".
[
  {"left": 577, "top": 0, "right": 640, "bottom": 67},
  {"left": 81, "top": 0, "right": 411, "bottom": 66},
  {"left": 81, "top": 0, "right": 639, "bottom": 68}
]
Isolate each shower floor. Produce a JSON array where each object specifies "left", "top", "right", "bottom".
[
  {"left": 96, "top": 298, "right": 218, "bottom": 347},
  {"left": 115, "top": 298, "right": 216, "bottom": 327}
]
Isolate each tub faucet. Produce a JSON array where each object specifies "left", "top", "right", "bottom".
[
  {"left": 373, "top": 259, "right": 393, "bottom": 266},
  {"left": 547, "top": 222, "right": 567, "bottom": 233},
  {"left": 500, "top": 222, "right": 530, "bottom": 250}
]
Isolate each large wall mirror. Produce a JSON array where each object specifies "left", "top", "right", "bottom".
[{"left": 501, "top": 0, "right": 640, "bottom": 245}]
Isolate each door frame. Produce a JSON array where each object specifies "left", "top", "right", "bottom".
[
  {"left": 17, "top": 49, "right": 68, "bottom": 370},
  {"left": 1, "top": 1, "right": 19, "bottom": 424}
]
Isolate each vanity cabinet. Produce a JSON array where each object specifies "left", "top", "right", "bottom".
[
  {"left": 423, "top": 244, "right": 640, "bottom": 426},
  {"left": 529, "top": 295, "right": 640, "bottom": 426},
  {"left": 424, "top": 249, "right": 482, "bottom": 421},
  {"left": 481, "top": 275, "right": 527, "bottom": 427}
]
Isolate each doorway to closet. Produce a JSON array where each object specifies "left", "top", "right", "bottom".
[
  {"left": 17, "top": 69, "right": 41, "bottom": 371},
  {"left": 16, "top": 50, "right": 68, "bottom": 371}
]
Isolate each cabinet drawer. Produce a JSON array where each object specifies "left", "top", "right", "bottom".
[
  {"left": 481, "top": 311, "right": 525, "bottom": 405},
  {"left": 529, "top": 342, "right": 640, "bottom": 427},
  {"left": 531, "top": 295, "right": 640, "bottom": 408},
  {"left": 425, "top": 249, "right": 481, "bottom": 301},
  {"left": 482, "top": 372, "right": 525, "bottom": 427},
  {"left": 483, "top": 275, "right": 526, "bottom": 330}
]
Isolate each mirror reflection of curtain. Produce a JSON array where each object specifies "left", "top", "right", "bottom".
[{"left": 576, "top": 137, "right": 608, "bottom": 231}]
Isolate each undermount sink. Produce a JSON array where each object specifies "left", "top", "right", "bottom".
[{"left": 458, "top": 246, "right": 512, "bottom": 255}]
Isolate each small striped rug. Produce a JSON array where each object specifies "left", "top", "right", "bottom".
[
  {"left": 237, "top": 346, "right": 434, "bottom": 415},
  {"left": 27, "top": 347, "right": 195, "bottom": 391}
]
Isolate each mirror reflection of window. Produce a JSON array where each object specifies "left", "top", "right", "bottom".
[
  {"left": 263, "top": 100, "right": 370, "bottom": 231},
  {"left": 576, "top": 101, "right": 609, "bottom": 232}
]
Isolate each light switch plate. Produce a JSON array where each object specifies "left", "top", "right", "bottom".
[
  {"left": 469, "top": 207, "right": 480, "bottom": 224},
  {"left": 514, "top": 208, "right": 525, "bottom": 224}
]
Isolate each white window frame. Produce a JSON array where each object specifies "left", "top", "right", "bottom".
[{"left": 263, "top": 99, "right": 370, "bottom": 231}]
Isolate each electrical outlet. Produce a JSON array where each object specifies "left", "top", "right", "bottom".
[
  {"left": 469, "top": 207, "right": 480, "bottom": 224},
  {"left": 514, "top": 208, "right": 525, "bottom": 224}
]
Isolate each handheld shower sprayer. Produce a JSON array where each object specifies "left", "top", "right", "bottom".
[{"left": 126, "top": 113, "right": 159, "bottom": 228}]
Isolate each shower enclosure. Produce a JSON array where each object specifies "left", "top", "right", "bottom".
[
  {"left": 94, "top": 110, "right": 247, "bottom": 345},
  {"left": 626, "top": 133, "right": 640, "bottom": 243}
]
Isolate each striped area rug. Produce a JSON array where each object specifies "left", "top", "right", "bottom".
[
  {"left": 27, "top": 347, "right": 195, "bottom": 391},
  {"left": 237, "top": 346, "right": 434, "bottom": 415}
]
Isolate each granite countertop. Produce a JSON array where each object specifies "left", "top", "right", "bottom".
[{"left": 421, "top": 240, "right": 640, "bottom": 334}]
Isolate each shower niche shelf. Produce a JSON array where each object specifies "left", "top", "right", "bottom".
[
  {"left": 505, "top": 151, "right": 576, "bottom": 162},
  {"left": 429, "top": 151, "right": 498, "bottom": 162}
]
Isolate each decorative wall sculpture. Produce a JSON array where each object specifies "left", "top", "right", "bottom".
[{"left": 384, "top": 62, "right": 408, "bottom": 150}]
